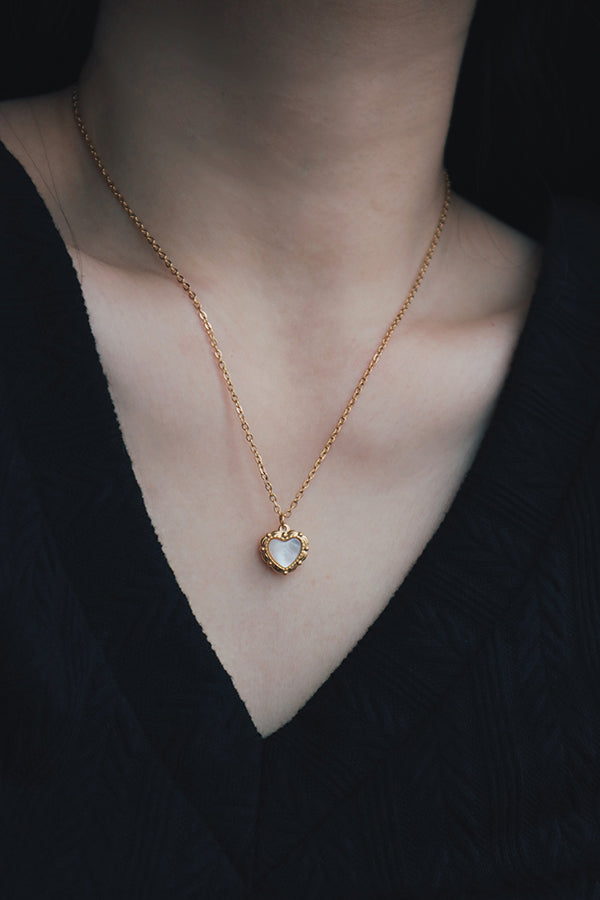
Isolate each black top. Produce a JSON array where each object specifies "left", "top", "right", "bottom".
[{"left": 1, "top": 140, "right": 600, "bottom": 899}]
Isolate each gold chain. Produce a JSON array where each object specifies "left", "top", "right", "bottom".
[{"left": 72, "top": 88, "right": 450, "bottom": 527}]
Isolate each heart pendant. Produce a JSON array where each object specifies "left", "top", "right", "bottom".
[{"left": 259, "top": 526, "right": 309, "bottom": 574}]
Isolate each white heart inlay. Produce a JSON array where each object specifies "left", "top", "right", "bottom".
[{"left": 268, "top": 537, "right": 302, "bottom": 569}]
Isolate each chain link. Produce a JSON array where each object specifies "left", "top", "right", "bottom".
[{"left": 72, "top": 88, "right": 450, "bottom": 524}]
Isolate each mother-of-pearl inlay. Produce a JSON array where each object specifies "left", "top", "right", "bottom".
[
  {"left": 268, "top": 537, "right": 302, "bottom": 569},
  {"left": 259, "top": 527, "right": 309, "bottom": 574}
]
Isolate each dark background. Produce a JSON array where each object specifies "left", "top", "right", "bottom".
[{"left": 1, "top": 0, "right": 599, "bottom": 238}]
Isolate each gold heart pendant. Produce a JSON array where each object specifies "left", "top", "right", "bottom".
[{"left": 259, "top": 526, "right": 309, "bottom": 574}]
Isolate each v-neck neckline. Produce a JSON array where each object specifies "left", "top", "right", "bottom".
[{"left": 3, "top": 139, "right": 600, "bottom": 885}]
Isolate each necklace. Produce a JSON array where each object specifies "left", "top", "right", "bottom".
[{"left": 72, "top": 88, "right": 451, "bottom": 575}]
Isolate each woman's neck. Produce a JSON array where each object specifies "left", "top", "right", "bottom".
[{"left": 76, "top": 0, "right": 476, "bottom": 321}]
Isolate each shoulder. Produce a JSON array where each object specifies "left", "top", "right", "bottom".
[
  {"left": 0, "top": 90, "right": 82, "bottom": 238},
  {"left": 0, "top": 92, "right": 89, "bottom": 297},
  {"left": 452, "top": 192, "right": 600, "bottom": 310},
  {"left": 448, "top": 195, "right": 541, "bottom": 318},
  {"left": 444, "top": 192, "right": 600, "bottom": 352}
]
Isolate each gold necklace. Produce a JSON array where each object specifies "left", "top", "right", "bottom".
[{"left": 72, "top": 88, "right": 451, "bottom": 575}]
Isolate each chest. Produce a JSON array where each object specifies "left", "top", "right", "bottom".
[{"left": 76, "top": 264, "right": 526, "bottom": 736}]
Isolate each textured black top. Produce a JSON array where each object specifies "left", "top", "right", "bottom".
[{"left": 1, "top": 140, "right": 600, "bottom": 900}]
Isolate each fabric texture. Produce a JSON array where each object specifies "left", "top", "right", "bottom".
[{"left": 1, "top": 140, "right": 600, "bottom": 899}]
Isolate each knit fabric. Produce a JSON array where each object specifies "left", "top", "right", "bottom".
[{"left": 1, "top": 141, "right": 600, "bottom": 899}]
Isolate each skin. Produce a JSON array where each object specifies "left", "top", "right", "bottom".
[{"left": 0, "top": 0, "right": 540, "bottom": 736}]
